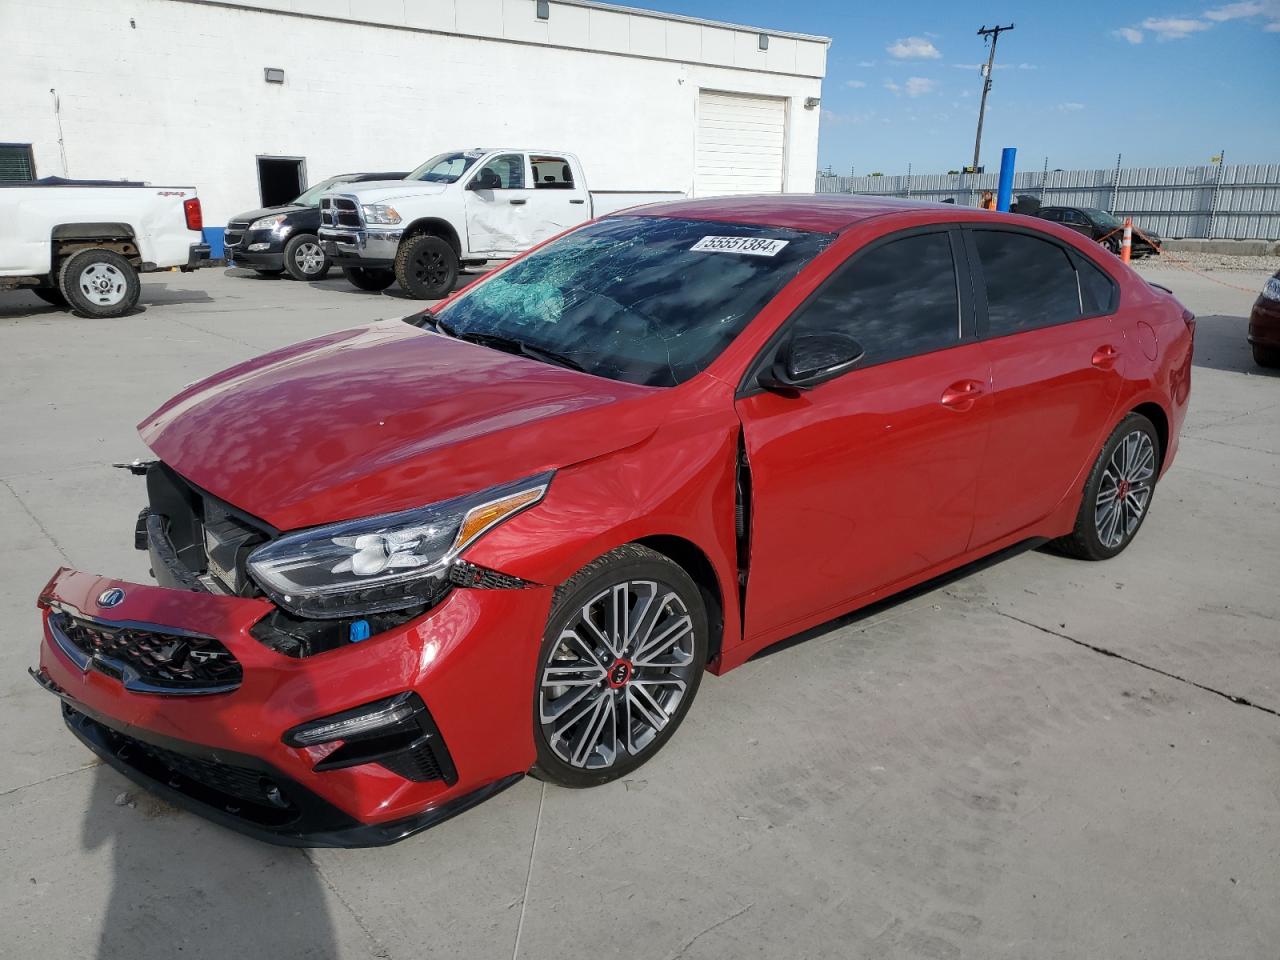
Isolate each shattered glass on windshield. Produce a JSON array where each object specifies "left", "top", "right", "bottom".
[{"left": 434, "top": 216, "right": 834, "bottom": 386}]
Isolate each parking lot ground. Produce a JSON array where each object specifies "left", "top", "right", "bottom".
[{"left": 1, "top": 263, "right": 1277, "bottom": 959}]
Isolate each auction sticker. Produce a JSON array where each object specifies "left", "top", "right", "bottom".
[{"left": 690, "top": 236, "right": 790, "bottom": 257}]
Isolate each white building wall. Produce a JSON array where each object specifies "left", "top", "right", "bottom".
[{"left": 0, "top": 0, "right": 827, "bottom": 224}]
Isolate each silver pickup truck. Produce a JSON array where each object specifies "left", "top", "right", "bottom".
[{"left": 318, "top": 148, "right": 684, "bottom": 299}]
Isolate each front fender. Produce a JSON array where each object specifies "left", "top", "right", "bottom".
[{"left": 462, "top": 387, "right": 744, "bottom": 666}]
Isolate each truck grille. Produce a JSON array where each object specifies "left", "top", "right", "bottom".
[
  {"left": 50, "top": 609, "right": 243, "bottom": 694},
  {"left": 320, "top": 197, "right": 361, "bottom": 228}
]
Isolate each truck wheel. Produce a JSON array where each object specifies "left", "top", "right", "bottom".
[
  {"left": 32, "top": 286, "right": 68, "bottom": 308},
  {"left": 283, "top": 233, "right": 330, "bottom": 281},
  {"left": 342, "top": 266, "right": 396, "bottom": 292},
  {"left": 394, "top": 235, "right": 458, "bottom": 300},
  {"left": 58, "top": 248, "right": 141, "bottom": 318}
]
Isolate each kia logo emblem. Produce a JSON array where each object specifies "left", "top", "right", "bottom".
[{"left": 97, "top": 587, "right": 126, "bottom": 608}]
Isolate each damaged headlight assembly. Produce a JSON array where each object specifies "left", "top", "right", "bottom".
[{"left": 246, "top": 473, "right": 551, "bottom": 618}]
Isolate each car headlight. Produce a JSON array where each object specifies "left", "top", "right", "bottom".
[
  {"left": 1263, "top": 277, "right": 1280, "bottom": 302},
  {"left": 362, "top": 204, "right": 402, "bottom": 225},
  {"left": 246, "top": 473, "right": 551, "bottom": 618},
  {"left": 248, "top": 214, "right": 288, "bottom": 232}
]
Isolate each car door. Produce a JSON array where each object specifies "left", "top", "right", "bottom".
[
  {"left": 463, "top": 153, "right": 536, "bottom": 256},
  {"left": 965, "top": 227, "right": 1126, "bottom": 548},
  {"left": 524, "top": 155, "right": 591, "bottom": 245},
  {"left": 735, "top": 228, "right": 993, "bottom": 641}
]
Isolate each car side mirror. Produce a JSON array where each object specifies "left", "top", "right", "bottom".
[{"left": 757, "top": 332, "right": 865, "bottom": 393}]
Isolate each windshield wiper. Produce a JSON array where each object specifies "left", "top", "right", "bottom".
[
  {"left": 408, "top": 308, "right": 458, "bottom": 338},
  {"left": 452, "top": 331, "right": 585, "bottom": 373}
]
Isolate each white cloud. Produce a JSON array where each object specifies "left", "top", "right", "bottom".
[
  {"left": 1017, "top": 62, "right": 1037, "bottom": 69},
  {"left": 1203, "top": 1, "right": 1263, "bottom": 20},
  {"left": 886, "top": 36, "right": 942, "bottom": 59},
  {"left": 1267, "top": 18, "right": 1280, "bottom": 28},
  {"left": 1142, "top": 15, "right": 1213, "bottom": 38},
  {"left": 905, "top": 77, "right": 937, "bottom": 97},
  {"left": 883, "top": 78, "right": 900, "bottom": 92},
  {"left": 844, "top": 79, "right": 867, "bottom": 88},
  {"left": 1057, "top": 101, "right": 1086, "bottom": 112},
  {"left": 1112, "top": 26, "right": 1145, "bottom": 42},
  {"left": 857, "top": 59, "right": 877, "bottom": 67}
]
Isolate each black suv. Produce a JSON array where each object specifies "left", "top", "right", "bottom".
[
  {"left": 225, "top": 172, "right": 407, "bottom": 280},
  {"left": 1037, "top": 206, "right": 1162, "bottom": 258}
]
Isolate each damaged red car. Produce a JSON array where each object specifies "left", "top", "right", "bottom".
[{"left": 32, "top": 195, "right": 1194, "bottom": 846}]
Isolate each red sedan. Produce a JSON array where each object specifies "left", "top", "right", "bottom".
[{"left": 31, "top": 195, "right": 1194, "bottom": 846}]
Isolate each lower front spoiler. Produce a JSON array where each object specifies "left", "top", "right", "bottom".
[{"left": 32, "top": 668, "right": 523, "bottom": 848}]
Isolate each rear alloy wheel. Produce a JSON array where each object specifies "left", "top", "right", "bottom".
[
  {"left": 1053, "top": 413, "right": 1159, "bottom": 560},
  {"left": 532, "top": 545, "right": 707, "bottom": 787},
  {"left": 394, "top": 234, "right": 458, "bottom": 300},
  {"left": 1102, "top": 236, "right": 1121, "bottom": 256},
  {"left": 58, "top": 248, "right": 140, "bottom": 318},
  {"left": 283, "top": 233, "right": 330, "bottom": 281},
  {"left": 342, "top": 266, "right": 396, "bottom": 292}
]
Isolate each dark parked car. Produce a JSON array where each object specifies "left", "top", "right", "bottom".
[
  {"left": 1248, "top": 269, "right": 1280, "bottom": 368},
  {"left": 225, "top": 173, "right": 407, "bottom": 280},
  {"left": 1038, "top": 206, "right": 1162, "bottom": 257}
]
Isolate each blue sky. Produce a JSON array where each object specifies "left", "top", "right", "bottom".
[{"left": 631, "top": 0, "right": 1280, "bottom": 175}]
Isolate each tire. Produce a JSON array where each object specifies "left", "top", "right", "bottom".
[
  {"left": 1052, "top": 412, "right": 1160, "bottom": 561},
  {"left": 531, "top": 544, "right": 708, "bottom": 788},
  {"left": 31, "top": 286, "right": 68, "bottom": 308},
  {"left": 1252, "top": 343, "right": 1280, "bottom": 368},
  {"left": 342, "top": 266, "right": 396, "bottom": 292},
  {"left": 58, "top": 248, "right": 140, "bottom": 318},
  {"left": 1101, "top": 236, "right": 1121, "bottom": 257},
  {"left": 283, "top": 233, "right": 330, "bottom": 281},
  {"left": 393, "top": 234, "right": 458, "bottom": 300}
]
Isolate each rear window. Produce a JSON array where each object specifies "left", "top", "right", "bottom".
[
  {"left": 435, "top": 216, "right": 834, "bottom": 386},
  {"left": 973, "top": 230, "right": 1082, "bottom": 335}
]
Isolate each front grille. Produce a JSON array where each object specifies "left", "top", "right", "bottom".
[
  {"left": 51, "top": 609, "right": 243, "bottom": 693},
  {"left": 224, "top": 220, "right": 250, "bottom": 247},
  {"left": 320, "top": 197, "right": 361, "bottom": 228}
]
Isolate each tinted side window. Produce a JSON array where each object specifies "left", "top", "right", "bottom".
[
  {"left": 973, "top": 231, "right": 1081, "bottom": 336},
  {"left": 791, "top": 233, "right": 960, "bottom": 367},
  {"left": 1040, "top": 209, "right": 1062, "bottom": 222},
  {"left": 1076, "top": 255, "right": 1117, "bottom": 316}
]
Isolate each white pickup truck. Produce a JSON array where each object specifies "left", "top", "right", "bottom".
[
  {"left": 0, "top": 178, "right": 209, "bottom": 317},
  {"left": 318, "top": 148, "right": 684, "bottom": 299}
]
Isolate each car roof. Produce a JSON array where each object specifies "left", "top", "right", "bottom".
[{"left": 632, "top": 193, "right": 1030, "bottom": 234}]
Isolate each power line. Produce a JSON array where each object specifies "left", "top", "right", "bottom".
[{"left": 971, "top": 23, "right": 1014, "bottom": 173}]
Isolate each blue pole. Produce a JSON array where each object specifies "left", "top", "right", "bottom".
[{"left": 996, "top": 147, "right": 1016, "bottom": 212}]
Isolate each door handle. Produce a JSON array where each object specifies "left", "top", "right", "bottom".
[
  {"left": 508, "top": 198, "right": 528, "bottom": 205},
  {"left": 940, "top": 379, "right": 984, "bottom": 411},
  {"left": 1091, "top": 344, "right": 1119, "bottom": 368},
  {"left": 570, "top": 198, "right": 586, "bottom": 204}
]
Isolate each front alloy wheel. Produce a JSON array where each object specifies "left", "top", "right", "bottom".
[{"left": 533, "top": 545, "right": 707, "bottom": 787}]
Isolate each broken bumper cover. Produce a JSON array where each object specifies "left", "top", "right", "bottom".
[{"left": 33, "top": 567, "right": 552, "bottom": 846}]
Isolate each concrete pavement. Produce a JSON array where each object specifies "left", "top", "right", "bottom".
[{"left": 1, "top": 263, "right": 1276, "bottom": 959}]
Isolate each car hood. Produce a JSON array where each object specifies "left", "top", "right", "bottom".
[
  {"left": 328, "top": 181, "right": 448, "bottom": 204},
  {"left": 230, "top": 203, "right": 312, "bottom": 223},
  {"left": 139, "top": 322, "right": 661, "bottom": 531}
]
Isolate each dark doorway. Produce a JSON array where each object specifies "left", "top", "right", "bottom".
[{"left": 257, "top": 156, "right": 306, "bottom": 206}]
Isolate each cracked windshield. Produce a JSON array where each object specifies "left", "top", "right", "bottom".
[{"left": 433, "top": 215, "right": 834, "bottom": 386}]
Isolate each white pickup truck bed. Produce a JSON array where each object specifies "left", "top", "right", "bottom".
[{"left": 0, "top": 178, "right": 209, "bottom": 317}]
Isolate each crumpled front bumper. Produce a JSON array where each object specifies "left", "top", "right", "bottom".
[{"left": 33, "top": 567, "right": 553, "bottom": 846}]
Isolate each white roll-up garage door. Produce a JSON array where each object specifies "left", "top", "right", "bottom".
[{"left": 694, "top": 90, "right": 788, "bottom": 197}]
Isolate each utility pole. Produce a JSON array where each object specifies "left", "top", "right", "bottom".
[{"left": 971, "top": 23, "right": 1014, "bottom": 173}]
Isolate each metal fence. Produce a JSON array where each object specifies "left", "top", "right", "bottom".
[{"left": 815, "top": 164, "right": 1280, "bottom": 240}]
